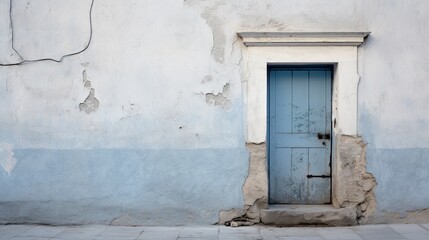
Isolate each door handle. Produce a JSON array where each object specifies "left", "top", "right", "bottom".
[{"left": 317, "top": 133, "right": 330, "bottom": 140}]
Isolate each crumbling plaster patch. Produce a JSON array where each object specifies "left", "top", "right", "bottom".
[
  {"left": 0, "top": 142, "right": 17, "bottom": 176},
  {"left": 205, "top": 83, "right": 231, "bottom": 109},
  {"left": 333, "top": 134, "right": 377, "bottom": 224},
  {"left": 79, "top": 70, "right": 99, "bottom": 114}
]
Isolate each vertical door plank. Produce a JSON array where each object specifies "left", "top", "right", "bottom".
[
  {"left": 308, "top": 178, "right": 331, "bottom": 204},
  {"left": 325, "top": 69, "right": 332, "bottom": 133},
  {"left": 275, "top": 71, "right": 293, "bottom": 133},
  {"left": 269, "top": 69, "right": 277, "bottom": 203},
  {"left": 269, "top": 147, "right": 292, "bottom": 203},
  {"left": 309, "top": 71, "right": 326, "bottom": 134},
  {"left": 290, "top": 148, "right": 309, "bottom": 203},
  {"left": 308, "top": 148, "right": 330, "bottom": 203},
  {"left": 291, "top": 71, "right": 309, "bottom": 133}
]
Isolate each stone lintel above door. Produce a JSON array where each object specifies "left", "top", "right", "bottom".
[{"left": 237, "top": 32, "right": 370, "bottom": 47}]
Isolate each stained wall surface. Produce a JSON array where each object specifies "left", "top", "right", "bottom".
[{"left": 0, "top": 0, "right": 428, "bottom": 224}]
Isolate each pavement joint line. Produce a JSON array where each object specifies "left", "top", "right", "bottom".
[{"left": 420, "top": 224, "right": 429, "bottom": 231}]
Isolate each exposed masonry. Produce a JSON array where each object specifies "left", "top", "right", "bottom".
[
  {"left": 79, "top": 70, "right": 99, "bottom": 114},
  {"left": 219, "top": 135, "right": 377, "bottom": 226},
  {"left": 0, "top": 142, "right": 17, "bottom": 176},
  {"left": 205, "top": 83, "right": 231, "bottom": 109},
  {"left": 333, "top": 135, "right": 377, "bottom": 224}
]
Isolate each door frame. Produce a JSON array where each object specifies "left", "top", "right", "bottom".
[
  {"left": 239, "top": 32, "right": 369, "bottom": 209},
  {"left": 267, "top": 65, "right": 334, "bottom": 205}
]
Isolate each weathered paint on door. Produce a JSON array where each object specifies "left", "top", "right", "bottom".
[{"left": 268, "top": 67, "right": 332, "bottom": 204}]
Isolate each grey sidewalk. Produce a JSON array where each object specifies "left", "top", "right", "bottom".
[{"left": 2, "top": 224, "right": 429, "bottom": 240}]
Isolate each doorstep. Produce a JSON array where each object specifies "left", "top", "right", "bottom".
[{"left": 260, "top": 204, "right": 357, "bottom": 226}]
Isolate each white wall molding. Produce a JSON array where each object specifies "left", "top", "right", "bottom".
[{"left": 238, "top": 32, "right": 369, "bottom": 47}]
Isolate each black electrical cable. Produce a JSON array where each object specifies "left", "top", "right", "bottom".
[{"left": 0, "top": 0, "right": 94, "bottom": 66}]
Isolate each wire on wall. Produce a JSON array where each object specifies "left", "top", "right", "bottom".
[{"left": 0, "top": 0, "right": 95, "bottom": 67}]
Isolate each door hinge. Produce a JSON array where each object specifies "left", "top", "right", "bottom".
[{"left": 307, "top": 174, "right": 331, "bottom": 178}]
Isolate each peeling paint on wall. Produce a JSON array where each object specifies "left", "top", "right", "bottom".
[
  {"left": 201, "top": 13, "right": 225, "bottom": 63},
  {"left": 0, "top": 142, "right": 17, "bottom": 176},
  {"left": 79, "top": 70, "right": 99, "bottom": 114},
  {"left": 183, "top": 0, "right": 227, "bottom": 63},
  {"left": 205, "top": 83, "right": 231, "bottom": 109}
]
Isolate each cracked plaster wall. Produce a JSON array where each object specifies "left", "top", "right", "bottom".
[{"left": 0, "top": 0, "right": 429, "bottom": 225}]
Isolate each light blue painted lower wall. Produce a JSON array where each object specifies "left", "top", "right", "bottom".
[
  {"left": 366, "top": 148, "right": 429, "bottom": 215},
  {"left": 0, "top": 148, "right": 248, "bottom": 225}
]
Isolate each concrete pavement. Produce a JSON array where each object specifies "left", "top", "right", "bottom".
[{"left": 1, "top": 224, "right": 429, "bottom": 240}]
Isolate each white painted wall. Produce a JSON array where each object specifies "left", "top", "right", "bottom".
[{"left": 1, "top": 0, "right": 429, "bottom": 224}]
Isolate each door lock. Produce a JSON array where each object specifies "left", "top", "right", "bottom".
[{"left": 317, "top": 133, "right": 330, "bottom": 140}]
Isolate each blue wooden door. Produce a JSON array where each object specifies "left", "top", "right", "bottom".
[{"left": 268, "top": 67, "right": 332, "bottom": 204}]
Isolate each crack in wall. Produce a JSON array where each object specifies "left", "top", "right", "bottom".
[{"left": 0, "top": 0, "right": 94, "bottom": 66}]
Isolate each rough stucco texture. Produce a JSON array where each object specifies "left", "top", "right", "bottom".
[
  {"left": 1, "top": 0, "right": 429, "bottom": 224},
  {"left": 333, "top": 135, "right": 376, "bottom": 224}
]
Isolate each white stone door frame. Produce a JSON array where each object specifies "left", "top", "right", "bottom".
[
  {"left": 234, "top": 32, "right": 376, "bottom": 225},
  {"left": 240, "top": 32, "right": 370, "bottom": 144}
]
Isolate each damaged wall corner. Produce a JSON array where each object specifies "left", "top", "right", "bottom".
[
  {"left": 332, "top": 134, "right": 377, "bottom": 224},
  {"left": 219, "top": 142, "right": 268, "bottom": 226}
]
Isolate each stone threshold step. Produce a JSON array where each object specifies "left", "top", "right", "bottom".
[{"left": 261, "top": 204, "right": 357, "bottom": 226}]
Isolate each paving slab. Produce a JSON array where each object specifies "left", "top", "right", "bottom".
[
  {"left": 15, "top": 225, "right": 67, "bottom": 238},
  {"left": 1, "top": 223, "right": 429, "bottom": 240},
  {"left": 219, "top": 226, "right": 260, "bottom": 234},
  {"left": 400, "top": 233, "right": 429, "bottom": 240},
  {"left": 219, "top": 233, "right": 262, "bottom": 240},
  {"left": 352, "top": 225, "right": 405, "bottom": 239},
  {"left": 317, "top": 228, "right": 362, "bottom": 240},
  {"left": 53, "top": 225, "right": 107, "bottom": 239},
  {"left": 137, "top": 231, "right": 181, "bottom": 240},
  {"left": 179, "top": 226, "right": 219, "bottom": 238},
  {"left": 388, "top": 224, "right": 429, "bottom": 234},
  {"left": 278, "top": 237, "right": 324, "bottom": 240},
  {"left": 10, "top": 237, "right": 54, "bottom": 240},
  {"left": 0, "top": 225, "right": 35, "bottom": 240},
  {"left": 269, "top": 227, "right": 320, "bottom": 237}
]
